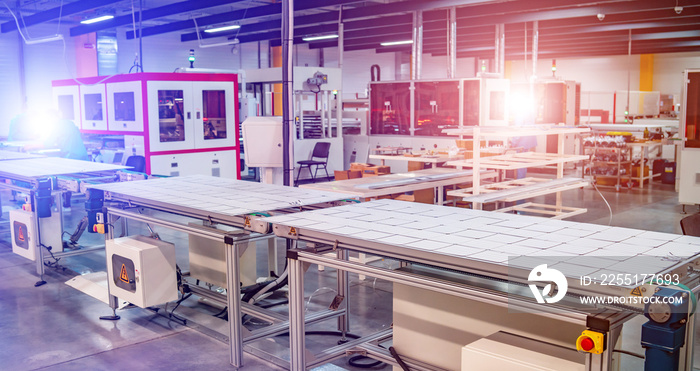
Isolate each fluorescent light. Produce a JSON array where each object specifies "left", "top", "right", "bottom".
[
  {"left": 80, "top": 15, "right": 114, "bottom": 24},
  {"left": 302, "top": 34, "right": 339, "bottom": 42},
  {"left": 380, "top": 40, "right": 413, "bottom": 46},
  {"left": 204, "top": 25, "right": 241, "bottom": 33}
]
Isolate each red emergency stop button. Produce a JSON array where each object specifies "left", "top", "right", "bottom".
[
  {"left": 580, "top": 337, "right": 594, "bottom": 351},
  {"left": 576, "top": 330, "right": 605, "bottom": 354}
]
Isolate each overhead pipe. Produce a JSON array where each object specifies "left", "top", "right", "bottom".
[
  {"left": 532, "top": 20, "right": 538, "bottom": 81},
  {"left": 416, "top": 10, "right": 423, "bottom": 79},
  {"left": 282, "top": 0, "right": 294, "bottom": 187},
  {"left": 447, "top": 7, "right": 456, "bottom": 78},
  {"left": 499, "top": 23, "right": 505, "bottom": 76}
]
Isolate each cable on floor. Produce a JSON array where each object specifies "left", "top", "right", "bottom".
[{"left": 591, "top": 181, "right": 613, "bottom": 225}]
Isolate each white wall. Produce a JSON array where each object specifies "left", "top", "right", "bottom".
[
  {"left": 654, "top": 52, "right": 700, "bottom": 94},
  {"left": 0, "top": 23, "right": 77, "bottom": 136},
  {"left": 323, "top": 46, "right": 396, "bottom": 99}
]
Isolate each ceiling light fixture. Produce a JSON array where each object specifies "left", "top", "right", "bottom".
[
  {"left": 596, "top": 13, "right": 605, "bottom": 21},
  {"left": 80, "top": 15, "right": 114, "bottom": 24},
  {"left": 302, "top": 34, "right": 339, "bottom": 42},
  {"left": 380, "top": 40, "right": 413, "bottom": 46},
  {"left": 204, "top": 24, "right": 241, "bottom": 33}
]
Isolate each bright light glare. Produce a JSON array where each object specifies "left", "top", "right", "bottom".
[
  {"left": 510, "top": 93, "right": 535, "bottom": 123},
  {"left": 26, "top": 111, "right": 58, "bottom": 141},
  {"left": 204, "top": 25, "right": 241, "bottom": 33},
  {"left": 380, "top": 40, "right": 413, "bottom": 46},
  {"left": 80, "top": 15, "right": 114, "bottom": 24}
]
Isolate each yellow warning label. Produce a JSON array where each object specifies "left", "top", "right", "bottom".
[
  {"left": 244, "top": 216, "right": 251, "bottom": 227},
  {"left": 630, "top": 286, "right": 643, "bottom": 297},
  {"left": 17, "top": 226, "right": 25, "bottom": 241},
  {"left": 289, "top": 227, "right": 297, "bottom": 236},
  {"left": 120, "top": 264, "right": 130, "bottom": 283}
]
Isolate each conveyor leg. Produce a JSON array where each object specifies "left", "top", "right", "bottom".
[
  {"left": 337, "top": 248, "right": 350, "bottom": 339},
  {"left": 100, "top": 212, "right": 120, "bottom": 320},
  {"left": 288, "top": 253, "right": 306, "bottom": 370},
  {"left": 226, "top": 238, "right": 243, "bottom": 368}
]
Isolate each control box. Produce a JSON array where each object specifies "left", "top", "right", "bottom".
[
  {"left": 10, "top": 209, "right": 63, "bottom": 261},
  {"left": 106, "top": 235, "right": 177, "bottom": 308}
]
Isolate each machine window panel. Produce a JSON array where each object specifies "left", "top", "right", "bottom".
[
  {"left": 114, "top": 92, "right": 136, "bottom": 122},
  {"left": 158, "top": 90, "right": 185, "bottom": 143},
  {"left": 686, "top": 72, "right": 700, "bottom": 148},
  {"left": 414, "top": 81, "right": 459, "bottom": 137},
  {"left": 202, "top": 90, "right": 227, "bottom": 140},
  {"left": 370, "top": 82, "right": 410, "bottom": 135},
  {"left": 489, "top": 91, "right": 506, "bottom": 121},
  {"left": 462, "top": 80, "right": 480, "bottom": 126},
  {"left": 84, "top": 93, "right": 103, "bottom": 121},
  {"left": 57, "top": 95, "right": 74, "bottom": 120}
]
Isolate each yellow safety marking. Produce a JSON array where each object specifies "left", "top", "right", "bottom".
[
  {"left": 630, "top": 286, "right": 643, "bottom": 297},
  {"left": 289, "top": 227, "right": 297, "bottom": 236},
  {"left": 120, "top": 264, "right": 130, "bottom": 283},
  {"left": 244, "top": 216, "right": 251, "bottom": 227}
]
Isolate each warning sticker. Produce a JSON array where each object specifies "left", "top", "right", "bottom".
[
  {"left": 18, "top": 226, "right": 25, "bottom": 241},
  {"left": 630, "top": 286, "right": 643, "bottom": 297},
  {"left": 120, "top": 264, "right": 130, "bottom": 283},
  {"left": 289, "top": 227, "right": 297, "bottom": 236}
]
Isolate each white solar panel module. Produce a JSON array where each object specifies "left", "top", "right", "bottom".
[
  {"left": 0, "top": 157, "right": 126, "bottom": 178},
  {"left": 266, "top": 199, "right": 700, "bottom": 290},
  {"left": 87, "top": 175, "right": 357, "bottom": 217}
]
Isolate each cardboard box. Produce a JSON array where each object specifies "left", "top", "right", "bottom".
[
  {"left": 334, "top": 170, "right": 362, "bottom": 180},
  {"left": 394, "top": 189, "right": 434, "bottom": 204},
  {"left": 362, "top": 166, "right": 390, "bottom": 177}
]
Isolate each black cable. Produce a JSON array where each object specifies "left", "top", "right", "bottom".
[
  {"left": 389, "top": 346, "right": 409, "bottom": 371},
  {"left": 168, "top": 292, "right": 192, "bottom": 323},
  {"left": 613, "top": 349, "right": 645, "bottom": 359},
  {"left": 348, "top": 355, "right": 383, "bottom": 368}
]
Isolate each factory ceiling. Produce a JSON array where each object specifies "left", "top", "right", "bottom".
[{"left": 1, "top": 0, "right": 698, "bottom": 59}]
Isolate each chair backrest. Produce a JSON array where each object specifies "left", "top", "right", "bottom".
[
  {"left": 125, "top": 155, "right": 146, "bottom": 173},
  {"left": 311, "top": 142, "right": 331, "bottom": 160},
  {"left": 681, "top": 213, "right": 700, "bottom": 237}
]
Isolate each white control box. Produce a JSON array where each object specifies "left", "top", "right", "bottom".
[
  {"left": 106, "top": 235, "right": 177, "bottom": 308},
  {"left": 10, "top": 209, "right": 63, "bottom": 261}
]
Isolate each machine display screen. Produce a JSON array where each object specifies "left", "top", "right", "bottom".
[
  {"left": 114, "top": 92, "right": 136, "bottom": 122},
  {"left": 370, "top": 82, "right": 410, "bottom": 135},
  {"left": 686, "top": 72, "right": 700, "bottom": 148},
  {"left": 462, "top": 80, "right": 480, "bottom": 126},
  {"left": 158, "top": 90, "right": 185, "bottom": 142},
  {"left": 414, "top": 81, "right": 459, "bottom": 136},
  {"left": 202, "top": 90, "right": 227, "bottom": 140},
  {"left": 84, "top": 93, "right": 103, "bottom": 121},
  {"left": 57, "top": 95, "right": 74, "bottom": 120}
]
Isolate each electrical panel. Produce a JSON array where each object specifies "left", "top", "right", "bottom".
[
  {"left": 10, "top": 209, "right": 63, "bottom": 261},
  {"left": 106, "top": 235, "right": 177, "bottom": 308}
]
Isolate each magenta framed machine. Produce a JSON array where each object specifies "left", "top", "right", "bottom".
[{"left": 52, "top": 72, "right": 240, "bottom": 178}]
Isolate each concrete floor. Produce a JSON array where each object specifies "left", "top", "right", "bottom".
[{"left": 0, "top": 178, "right": 698, "bottom": 370}]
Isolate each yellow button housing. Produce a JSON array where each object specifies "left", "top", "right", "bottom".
[{"left": 576, "top": 330, "right": 605, "bottom": 354}]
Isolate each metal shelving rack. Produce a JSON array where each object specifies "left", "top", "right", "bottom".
[{"left": 444, "top": 125, "right": 590, "bottom": 218}]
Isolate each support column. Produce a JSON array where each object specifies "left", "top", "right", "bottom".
[
  {"left": 282, "top": 0, "right": 294, "bottom": 186},
  {"left": 532, "top": 21, "right": 538, "bottom": 81},
  {"left": 411, "top": 11, "right": 423, "bottom": 80},
  {"left": 447, "top": 7, "right": 456, "bottom": 78},
  {"left": 640, "top": 54, "right": 654, "bottom": 92}
]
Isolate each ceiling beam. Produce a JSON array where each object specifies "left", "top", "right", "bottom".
[
  {"left": 2, "top": 0, "right": 123, "bottom": 33},
  {"left": 70, "top": 0, "right": 248, "bottom": 37},
  {"left": 129, "top": 0, "right": 361, "bottom": 40}
]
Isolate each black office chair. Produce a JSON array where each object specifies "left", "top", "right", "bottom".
[
  {"left": 296, "top": 142, "right": 331, "bottom": 183},
  {"left": 681, "top": 213, "right": 700, "bottom": 237},
  {"left": 125, "top": 155, "right": 146, "bottom": 173}
]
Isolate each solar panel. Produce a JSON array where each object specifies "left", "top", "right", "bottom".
[
  {"left": 0, "top": 157, "right": 125, "bottom": 178},
  {"left": 88, "top": 175, "right": 356, "bottom": 219},
  {"left": 266, "top": 199, "right": 700, "bottom": 290}
]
